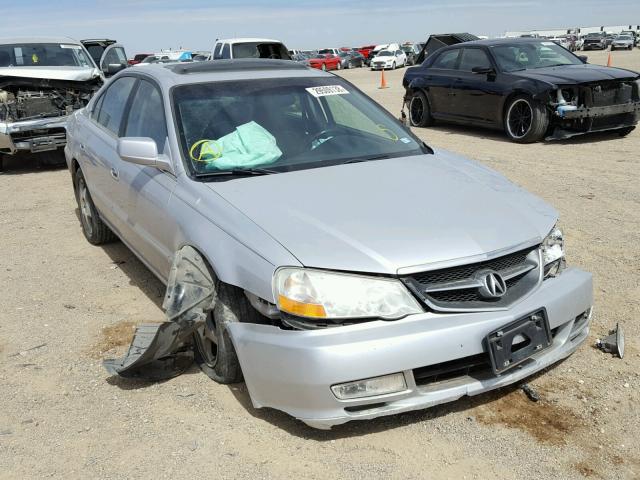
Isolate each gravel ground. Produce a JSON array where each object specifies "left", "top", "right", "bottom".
[{"left": 0, "top": 49, "right": 639, "bottom": 479}]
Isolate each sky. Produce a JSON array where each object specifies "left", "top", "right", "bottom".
[{"left": 3, "top": 0, "right": 640, "bottom": 54}]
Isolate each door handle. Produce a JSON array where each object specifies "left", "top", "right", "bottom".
[{"left": 110, "top": 168, "right": 119, "bottom": 180}]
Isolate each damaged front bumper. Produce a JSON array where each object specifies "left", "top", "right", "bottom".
[
  {"left": 227, "top": 267, "right": 593, "bottom": 429},
  {"left": 548, "top": 100, "right": 640, "bottom": 140},
  {"left": 0, "top": 116, "right": 69, "bottom": 155}
]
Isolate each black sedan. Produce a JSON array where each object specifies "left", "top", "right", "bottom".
[
  {"left": 403, "top": 38, "right": 640, "bottom": 142},
  {"left": 338, "top": 51, "right": 365, "bottom": 69}
]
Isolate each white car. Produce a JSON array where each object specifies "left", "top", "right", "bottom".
[
  {"left": 370, "top": 49, "right": 406, "bottom": 70},
  {"left": 211, "top": 38, "right": 290, "bottom": 60}
]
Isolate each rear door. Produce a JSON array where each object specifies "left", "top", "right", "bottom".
[
  {"left": 78, "top": 76, "right": 138, "bottom": 230},
  {"left": 425, "top": 48, "right": 461, "bottom": 117},
  {"left": 449, "top": 47, "right": 501, "bottom": 123}
]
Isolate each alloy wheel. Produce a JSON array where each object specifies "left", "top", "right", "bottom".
[
  {"left": 409, "top": 95, "right": 424, "bottom": 126},
  {"left": 78, "top": 179, "right": 94, "bottom": 237},
  {"left": 507, "top": 99, "right": 533, "bottom": 139},
  {"left": 195, "top": 313, "right": 219, "bottom": 368}
]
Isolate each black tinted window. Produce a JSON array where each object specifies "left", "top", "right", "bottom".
[
  {"left": 221, "top": 43, "right": 230, "bottom": 59},
  {"left": 213, "top": 43, "right": 223, "bottom": 60},
  {"left": 96, "top": 76, "right": 137, "bottom": 135},
  {"left": 459, "top": 48, "right": 492, "bottom": 71},
  {"left": 432, "top": 49, "right": 460, "bottom": 69},
  {"left": 125, "top": 80, "right": 167, "bottom": 149}
]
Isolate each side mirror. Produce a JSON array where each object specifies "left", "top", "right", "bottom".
[
  {"left": 104, "top": 63, "right": 127, "bottom": 76},
  {"left": 472, "top": 66, "right": 495, "bottom": 74},
  {"left": 117, "top": 137, "right": 174, "bottom": 173},
  {"left": 577, "top": 55, "right": 588, "bottom": 63}
]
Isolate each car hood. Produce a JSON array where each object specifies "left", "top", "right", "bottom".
[
  {"left": 205, "top": 150, "right": 557, "bottom": 275},
  {"left": 511, "top": 64, "right": 639, "bottom": 85},
  {"left": 0, "top": 66, "right": 102, "bottom": 82}
]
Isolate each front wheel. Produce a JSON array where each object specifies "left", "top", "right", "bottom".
[
  {"left": 391, "top": 61, "right": 396, "bottom": 70},
  {"left": 409, "top": 90, "right": 434, "bottom": 127},
  {"left": 335, "top": 61, "right": 341, "bottom": 70},
  {"left": 321, "top": 63, "right": 326, "bottom": 71},
  {"left": 504, "top": 95, "right": 549, "bottom": 143}
]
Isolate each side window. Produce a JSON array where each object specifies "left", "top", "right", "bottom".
[
  {"left": 91, "top": 92, "right": 106, "bottom": 120},
  {"left": 213, "top": 43, "right": 223, "bottom": 60},
  {"left": 95, "top": 76, "right": 137, "bottom": 135},
  {"left": 432, "top": 49, "right": 460, "bottom": 69},
  {"left": 396, "top": 50, "right": 403, "bottom": 56},
  {"left": 124, "top": 80, "right": 167, "bottom": 150},
  {"left": 458, "top": 48, "right": 492, "bottom": 71},
  {"left": 221, "top": 43, "right": 231, "bottom": 59}
]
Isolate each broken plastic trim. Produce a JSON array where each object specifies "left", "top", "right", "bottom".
[{"left": 103, "top": 246, "right": 216, "bottom": 380}]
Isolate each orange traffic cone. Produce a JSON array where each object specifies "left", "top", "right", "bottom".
[
  {"left": 378, "top": 68, "right": 388, "bottom": 89},
  {"left": 607, "top": 52, "right": 612, "bottom": 67}
]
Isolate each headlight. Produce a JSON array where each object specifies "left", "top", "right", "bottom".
[
  {"left": 274, "top": 268, "right": 423, "bottom": 320},
  {"left": 541, "top": 225, "right": 566, "bottom": 278}
]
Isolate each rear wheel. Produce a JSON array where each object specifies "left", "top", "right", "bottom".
[
  {"left": 504, "top": 95, "right": 548, "bottom": 143},
  {"left": 74, "top": 168, "right": 117, "bottom": 245},
  {"left": 409, "top": 90, "right": 434, "bottom": 127},
  {"left": 321, "top": 63, "right": 326, "bottom": 71},
  {"left": 194, "top": 282, "right": 263, "bottom": 384}
]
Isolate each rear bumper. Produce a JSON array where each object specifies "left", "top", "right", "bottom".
[
  {"left": 228, "top": 267, "right": 593, "bottom": 429},
  {"left": 0, "top": 116, "right": 68, "bottom": 155}
]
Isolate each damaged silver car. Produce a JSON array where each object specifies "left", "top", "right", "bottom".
[
  {"left": 65, "top": 60, "right": 593, "bottom": 429},
  {"left": 0, "top": 37, "right": 127, "bottom": 171}
]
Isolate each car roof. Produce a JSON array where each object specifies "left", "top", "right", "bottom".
[
  {"left": 215, "top": 38, "right": 283, "bottom": 44},
  {"left": 0, "top": 36, "right": 82, "bottom": 45},
  {"left": 123, "top": 59, "right": 331, "bottom": 87},
  {"left": 441, "top": 37, "right": 567, "bottom": 48}
]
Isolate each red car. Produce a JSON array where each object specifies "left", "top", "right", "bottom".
[
  {"left": 357, "top": 45, "right": 376, "bottom": 60},
  {"left": 128, "top": 53, "right": 152, "bottom": 65},
  {"left": 307, "top": 53, "right": 341, "bottom": 71}
]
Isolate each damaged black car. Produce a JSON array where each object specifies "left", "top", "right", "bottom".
[{"left": 403, "top": 38, "right": 640, "bottom": 142}]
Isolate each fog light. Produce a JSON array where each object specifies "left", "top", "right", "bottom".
[{"left": 331, "top": 373, "right": 407, "bottom": 400}]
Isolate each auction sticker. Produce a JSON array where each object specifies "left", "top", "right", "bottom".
[{"left": 306, "top": 85, "right": 349, "bottom": 97}]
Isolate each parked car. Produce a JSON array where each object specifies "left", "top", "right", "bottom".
[
  {"left": 401, "top": 43, "right": 421, "bottom": 66},
  {"left": 81, "top": 39, "right": 128, "bottom": 75},
  {"left": 582, "top": 33, "right": 606, "bottom": 50},
  {"left": 610, "top": 35, "right": 634, "bottom": 50},
  {"left": 357, "top": 44, "right": 376, "bottom": 59},
  {"left": 64, "top": 59, "right": 593, "bottom": 430},
  {"left": 365, "top": 43, "right": 400, "bottom": 66},
  {"left": 338, "top": 51, "right": 364, "bottom": 69},
  {"left": 414, "top": 33, "right": 479, "bottom": 64},
  {"left": 604, "top": 34, "right": 617, "bottom": 47},
  {"left": 0, "top": 36, "right": 106, "bottom": 170},
  {"left": 211, "top": 38, "right": 291, "bottom": 60},
  {"left": 128, "top": 53, "right": 152, "bottom": 65},
  {"left": 307, "top": 53, "right": 341, "bottom": 71},
  {"left": 403, "top": 38, "right": 640, "bottom": 142},
  {"left": 318, "top": 48, "right": 341, "bottom": 56},
  {"left": 370, "top": 49, "right": 407, "bottom": 70}
]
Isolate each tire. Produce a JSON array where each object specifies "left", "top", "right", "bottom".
[
  {"left": 38, "top": 149, "right": 66, "bottom": 167},
  {"left": 335, "top": 61, "right": 341, "bottom": 70},
  {"left": 504, "top": 95, "right": 549, "bottom": 143},
  {"left": 409, "top": 90, "right": 434, "bottom": 127},
  {"left": 74, "top": 168, "right": 117, "bottom": 245},
  {"left": 391, "top": 61, "right": 396, "bottom": 70},
  {"left": 193, "top": 281, "right": 262, "bottom": 384},
  {"left": 321, "top": 63, "right": 326, "bottom": 71}
]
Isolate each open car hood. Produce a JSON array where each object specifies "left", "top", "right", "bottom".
[
  {"left": 0, "top": 66, "right": 102, "bottom": 82},
  {"left": 207, "top": 150, "right": 558, "bottom": 275}
]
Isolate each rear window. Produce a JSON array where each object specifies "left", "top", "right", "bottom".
[
  {"left": 231, "top": 42, "right": 290, "bottom": 59},
  {"left": 0, "top": 43, "right": 93, "bottom": 67}
]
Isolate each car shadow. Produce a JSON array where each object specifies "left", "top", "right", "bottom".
[
  {"left": 415, "top": 123, "right": 630, "bottom": 145},
  {"left": 225, "top": 360, "right": 567, "bottom": 440},
  {"left": 0, "top": 153, "right": 67, "bottom": 175}
]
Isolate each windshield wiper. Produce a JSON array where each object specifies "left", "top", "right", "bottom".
[
  {"left": 195, "top": 167, "right": 279, "bottom": 178},
  {"left": 341, "top": 154, "right": 392, "bottom": 165}
]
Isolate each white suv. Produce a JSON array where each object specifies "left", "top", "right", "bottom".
[{"left": 211, "top": 38, "right": 291, "bottom": 60}]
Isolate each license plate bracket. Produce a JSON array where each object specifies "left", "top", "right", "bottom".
[{"left": 486, "top": 310, "right": 551, "bottom": 375}]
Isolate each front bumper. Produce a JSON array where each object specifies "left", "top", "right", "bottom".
[
  {"left": 0, "top": 116, "right": 68, "bottom": 155},
  {"left": 548, "top": 101, "right": 639, "bottom": 140},
  {"left": 228, "top": 267, "right": 593, "bottom": 429}
]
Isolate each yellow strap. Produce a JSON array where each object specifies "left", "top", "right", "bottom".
[
  {"left": 376, "top": 124, "right": 399, "bottom": 141},
  {"left": 189, "top": 139, "right": 223, "bottom": 163}
]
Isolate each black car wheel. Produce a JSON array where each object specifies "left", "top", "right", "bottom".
[
  {"left": 409, "top": 90, "right": 434, "bottom": 127},
  {"left": 193, "top": 282, "right": 263, "bottom": 384},
  {"left": 504, "top": 95, "right": 548, "bottom": 143},
  {"left": 74, "top": 168, "right": 117, "bottom": 245}
]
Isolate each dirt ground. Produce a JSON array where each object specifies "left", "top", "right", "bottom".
[{"left": 1, "top": 49, "right": 639, "bottom": 479}]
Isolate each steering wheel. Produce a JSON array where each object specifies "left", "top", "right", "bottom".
[{"left": 308, "top": 127, "right": 347, "bottom": 149}]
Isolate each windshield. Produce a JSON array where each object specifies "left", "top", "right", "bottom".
[
  {"left": 378, "top": 51, "right": 393, "bottom": 57},
  {"left": 231, "top": 42, "right": 290, "bottom": 59},
  {"left": 492, "top": 42, "right": 583, "bottom": 72},
  {"left": 0, "top": 43, "right": 94, "bottom": 68},
  {"left": 586, "top": 34, "right": 602, "bottom": 38},
  {"left": 617, "top": 36, "right": 632, "bottom": 40},
  {"left": 318, "top": 49, "right": 333, "bottom": 55},
  {"left": 172, "top": 78, "right": 426, "bottom": 178}
]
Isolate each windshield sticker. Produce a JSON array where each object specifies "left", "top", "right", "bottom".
[
  {"left": 400, "top": 137, "right": 412, "bottom": 144},
  {"left": 306, "top": 85, "right": 349, "bottom": 97},
  {"left": 541, "top": 41, "right": 555, "bottom": 46},
  {"left": 60, "top": 44, "right": 81, "bottom": 49}
]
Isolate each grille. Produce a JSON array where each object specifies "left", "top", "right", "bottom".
[{"left": 402, "top": 246, "right": 540, "bottom": 312}]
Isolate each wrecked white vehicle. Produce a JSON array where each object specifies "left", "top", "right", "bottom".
[
  {"left": 65, "top": 60, "right": 593, "bottom": 429},
  {"left": 0, "top": 37, "right": 126, "bottom": 170}
]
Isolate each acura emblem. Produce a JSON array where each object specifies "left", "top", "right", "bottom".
[{"left": 478, "top": 271, "right": 507, "bottom": 299}]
